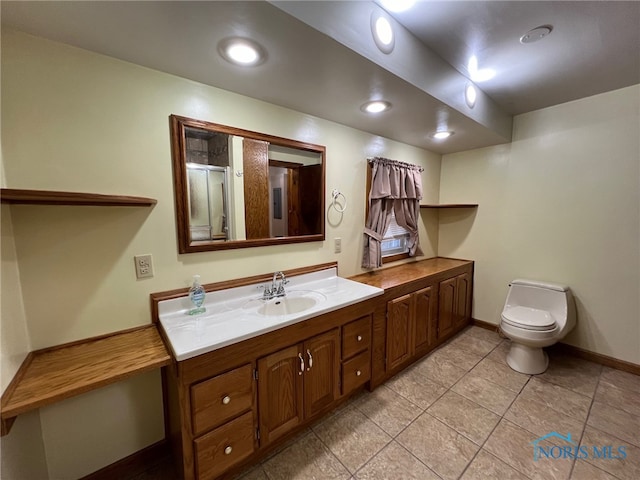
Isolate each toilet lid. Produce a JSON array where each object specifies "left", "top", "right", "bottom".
[{"left": 501, "top": 306, "right": 556, "bottom": 330}]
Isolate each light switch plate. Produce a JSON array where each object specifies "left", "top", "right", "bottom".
[
  {"left": 334, "top": 237, "right": 342, "bottom": 253},
  {"left": 134, "top": 254, "right": 154, "bottom": 279}
]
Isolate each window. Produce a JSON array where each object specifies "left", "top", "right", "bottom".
[{"left": 381, "top": 209, "right": 410, "bottom": 256}]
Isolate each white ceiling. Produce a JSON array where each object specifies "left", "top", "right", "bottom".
[
  {"left": 2, "top": 1, "right": 639, "bottom": 154},
  {"left": 385, "top": 1, "right": 640, "bottom": 115}
]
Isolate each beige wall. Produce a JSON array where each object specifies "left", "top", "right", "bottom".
[
  {"left": 439, "top": 85, "right": 640, "bottom": 364},
  {"left": 1, "top": 30, "right": 440, "bottom": 478},
  {"left": 1, "top": 200, "right": 48, "bottom": 479}
]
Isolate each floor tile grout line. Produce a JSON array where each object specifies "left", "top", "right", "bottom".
[
  {"left": 590, "top": 378, "right": 640, "bottom": 419},
  {"left": 518, "top": 375, "right": 593, "bottom": 424},
  {"left": 568, "top": 366, "right": 604, "bottom": 480},
  {"left": 456, "top": 374, "right": 536, "bottom": 480},
  {"left": 389, "top": 332, "right": 512, "bottom": 480},
  {"left": 574, "top": 364, "right": 640, "bottom": 479},
  {"left": 381, "top": 438, "right": 446, "bottom": 480},
  {"left": 461, "top": 334, "right": 531, "bottom": 477},
  {"left": 354, "top": 344, "right": 466, "bottom": 480},
  {"left": 310, "top": 404, "right": 392, "bottom": 478},
  {"left": 312, "top": 424, "right": 366, "bottom": 478},
  {"left": 578, "top": 425, "right": 633, "bottom": 480}
]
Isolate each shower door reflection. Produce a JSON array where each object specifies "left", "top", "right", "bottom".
[{"left": 187, "top": 164, "right": 230, "bottom": 241}]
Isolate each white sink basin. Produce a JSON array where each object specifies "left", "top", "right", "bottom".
[
  {"left": 158, "top": 267, "right": 384, "bottom": 360},
  {"left": 256, "top": 291, "right": 326, "bottom": 316}
]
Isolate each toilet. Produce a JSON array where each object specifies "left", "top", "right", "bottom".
[{"left": 499, "top": 279, "right": 576, "bottom": 374}]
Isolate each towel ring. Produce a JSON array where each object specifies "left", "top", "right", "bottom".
[{"left": 331, "top": 189, "right": 347, "bottom": 213}]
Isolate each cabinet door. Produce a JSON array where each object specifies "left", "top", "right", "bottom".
[
  {"left": 386, "top": 294, "right": 413, "bottom": 371},
  {"left": 455, "top": 272, "right": 472, "bottom": 329},
  {"left": 257, "top": 344, "right": 304, "bottom": 445},
  {"left": 243, "top": 138, "right": 270, "bottom": 239},
  {"left": 438, "top": 278, "right": 457, "bottom": 339},
  {"left": 304, "top": 329, "right": 339, "bottom": 418},
  {"left": 414, "top": 286, "right": 437, "bottom": 354}
]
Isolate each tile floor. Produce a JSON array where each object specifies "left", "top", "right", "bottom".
[{"left": 137, "top": 326, "right": 640, "bottom": 480}]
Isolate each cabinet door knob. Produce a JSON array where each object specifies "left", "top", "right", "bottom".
[
  {"left": 357, "top": 335, "right": 362, "bottom": 342},
  {"left": 307, "top": 349, "right": 313, "bottom": 369},
  {"left": 356, "top": 370, "right": 362, "bottom": 376},
  {"left": 224, "top": 446, "right": 233, "bottom": 455},
  {"left": 298, "top": 352, "right": 305, "bottom": 373},
  {"left": 222, "top": 395, "right": 231, "bottom": 405}
]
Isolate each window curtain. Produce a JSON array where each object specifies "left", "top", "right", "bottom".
[{"left": 362, "top": 157, "right": 424, "bottom": 269}]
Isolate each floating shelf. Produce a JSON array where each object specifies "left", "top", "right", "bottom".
[
  {"left": 420, "top": 204, "right": 478, "bottom": 209},
  {"left": 0, "top": 325, "right": 171, "bottom": 436},
  {"left": 0, "top": 188, "right": 157, "bottom": 206}
]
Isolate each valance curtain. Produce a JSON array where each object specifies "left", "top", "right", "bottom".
[{"left": 362, "top": 157, "right": 424, "bottom": 269}]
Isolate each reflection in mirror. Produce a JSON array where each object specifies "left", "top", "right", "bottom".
[
  {"left": 187, "top": 164, "right": 229, "bottom": 241},
  {"left": 170, "top": 115, "right": 325, "bottom": 253}
]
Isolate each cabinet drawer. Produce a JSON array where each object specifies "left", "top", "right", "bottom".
[
  {"left": 191, "top": 363, "right": 253, "bottom": 436},
  {"left": 342, "top": 316, "right": 371, "bottom": 359},
  {"left": 341, "top": 350, "right": 371, "bottom": 395},
  {"left": 194, "top": 411, "right": 255, "bottom": 480}
]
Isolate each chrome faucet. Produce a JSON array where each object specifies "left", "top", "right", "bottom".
[
  {"left": 272, "top": 271, "right": 289, "bottom": 298},
  {"left": 258, "top": 271, "right": 289, "bottom": 300}
]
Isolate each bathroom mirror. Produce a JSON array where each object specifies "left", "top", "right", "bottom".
[{"left": 170, "top": 115, "right": 325, "bottom": 253}]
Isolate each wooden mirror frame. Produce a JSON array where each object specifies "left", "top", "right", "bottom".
[{"left": 170, "top": 115, "right": 326, "bottom": 253}]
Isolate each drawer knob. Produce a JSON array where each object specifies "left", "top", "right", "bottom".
[
  {"left": 222, "top": 396, "right": 231, "bottom": 405},
  {"left": 356, "top": 370, "right": 362, "bottom": 376},
  {"left": 224, "top": 446, "right": 233, "bottom": 455},
  {"left": 357, "top": 335, "right": 362, "bottom": 342}
]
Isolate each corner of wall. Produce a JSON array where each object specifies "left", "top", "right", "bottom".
[{"left": 1, "top": 204, "right": 49, "bottom": 478}]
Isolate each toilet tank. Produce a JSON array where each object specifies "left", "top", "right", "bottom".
[{"left": 504, "top": 279, "right": 571, "bottom": 322}]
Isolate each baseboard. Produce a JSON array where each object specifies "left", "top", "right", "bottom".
[
  {"left": 80, "top": 439, "right": 171, "bottom": 480},
  {"left": 471, "top": 318, "right": 501, "bottom": 333},
  {"left": 471, "top": 318, "right": 640, "bottom": 376},
  {"left": 552, "top": 343, "right": 640, "bottom": 376}
]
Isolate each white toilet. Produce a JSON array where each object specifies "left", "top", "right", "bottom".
[{"left": 499, "top": 279, "right": 576, "bottom": 374}]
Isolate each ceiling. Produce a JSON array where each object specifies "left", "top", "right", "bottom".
[
  {"left": 2, "top": 1, "right": 638, "bottom": 155},
  {"left": 384, "top": 1, "right": 640, "bottom": 115}
]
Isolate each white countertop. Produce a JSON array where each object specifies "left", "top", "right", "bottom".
[{"left": 158, "top": 267, "right": 384, "bottom": 361}]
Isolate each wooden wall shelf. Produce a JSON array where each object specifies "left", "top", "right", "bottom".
[
  {"left": 420, "top": 204, "right": 478, "bottom": 209},
  {"left": 0, "top": 188, "right": 157, "bottom": 206},
  {"left": 0, "top": 325, "right": 171, "bottom": 436}
]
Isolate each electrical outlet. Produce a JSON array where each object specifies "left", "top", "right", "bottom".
[
  {"left": 134, "top": 254, "right": 154, "bottom": 279},
  {"left": 334, "top": 237, "right": 342, "bottom": 254}
]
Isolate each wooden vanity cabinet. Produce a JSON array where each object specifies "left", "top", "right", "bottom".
[
  {"left": 257, "top": 329, "right": 339, "bottom": 445},
  {"left": 184, "top": 363, "right": 257, "bottom": 480},
  {"left": 164, "top": 300, "right": 375, "bottom": 480},
  {"left": 350, "top": 257, "right": 474, "bottom": 389},
  {"left": 438, "top": 271, "right": 472, "bottom": 339},
  {"left": 454, "top": 271, "right": 472, "bottom": 329},
  {"left": 438, "top": 277, "right": 457, "bottom": 339},
  {"left": 341, "top": 316, "right": 372, "bottom": 395},
  {"left": 385, "top": 294, "right": 413, "bottom": 371},
  {"left": 386, "top": 286, "right": 438, "bottom": 371}
]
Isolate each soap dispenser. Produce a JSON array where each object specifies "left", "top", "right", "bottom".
[{"left": 188, "top": 275, "right": 206, "bottom": 315}]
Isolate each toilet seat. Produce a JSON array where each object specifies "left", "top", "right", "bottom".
[{"left": 501, "top": 306, "right": 556, "bottom": 331}]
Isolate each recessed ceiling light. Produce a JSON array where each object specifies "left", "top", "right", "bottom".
[
  {"left": 371, "top": 11, "right": 395, "bottom": 53},
  {"left": 465, "top": 83, "right": 477, "bottom": 108},
  {"left": 520, "top": 25, "right": 553, "bottom": 44},
  {"left": 218, "top": 37, "right": 266, "bottom": 66},
  {"left": 379, "top": 0, "right": 416, "bottom": 13},
  {"left": 430, "top": 131, "right": 454, "bottom": 140},
  {"left": 361, "top": 100, "right": 391, "bottom": 113}
]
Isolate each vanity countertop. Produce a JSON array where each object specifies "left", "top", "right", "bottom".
[
  {"left": 158, "top": 267, "right": 383, "bottom": 361},
  {"left": 350, "top": 257, "right": 473, "bottom": 291}
]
